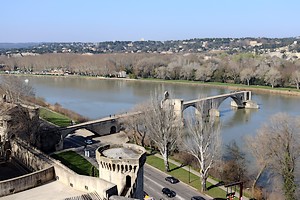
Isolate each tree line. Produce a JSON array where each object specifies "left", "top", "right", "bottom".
[{"left": 1, "top": 52, "right": 300, "bottom": 89}]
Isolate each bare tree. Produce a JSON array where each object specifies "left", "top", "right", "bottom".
[
  {"left": 0, "top": 75, "right": 35, "bottom": 103},
  {"left": 143, "top": 91, "right": 183, "bottom": 172},
  {"left": 290, "top": 69, "right": 300, "bottom": 90},
  {"left": 226, "top": 60, "right": 241, "bottom": 83},
  {"left": 264, "top": 67, "right": 281, "bottom": 88},
  {"left": 240, "top": 68, "right": 254, "bottom": 86},
  {"left": 181, "top": 102, "right": 221, "bottom": 192},
  {"left": 246, "top": 131, "right": 272, "bottom": 198},
  {"left": 247, "top": 113, "right": 300, "bottom": 200},
  {"left": 121, "top": 104, "right": 147, "bottom": 147}
]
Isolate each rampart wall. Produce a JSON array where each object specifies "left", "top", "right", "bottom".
[
  {"left": 7, "top": 138, "right": 118, "bottom": 199},
  {"left": 53, "top": 161, "right": 117, "bottom": 199},
  {"left": 0, "top": 166, "right": 55, "bottom": 197}
]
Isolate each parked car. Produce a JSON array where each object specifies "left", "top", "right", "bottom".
[
  {"left": 165, "top": 176, "right": 179, "bottom": 184},
  {"left": 191, "top": 196, "right": 206, "bottom": 200},
  {"left": 84, "top": 139, "right": 93, "bottom": 145},
  {"left": 162, "top": 187, "right": 176, "bottom": 198}
]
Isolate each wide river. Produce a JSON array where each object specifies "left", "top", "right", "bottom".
[{"left": 20, "top": 76, "right": 300, "bottom": 146}]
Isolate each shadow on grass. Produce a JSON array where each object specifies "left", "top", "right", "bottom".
[
  {"left": 169, "top": 163, "right": 186, "bottom": 172},
  {"left": 207, "top": 181, "right": 225, "bottom": 190},
  {"left": 146, "top": 150, "right": 159, "bottom": 156}
]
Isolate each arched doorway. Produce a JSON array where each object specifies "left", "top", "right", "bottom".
[
  {"left": 110, "top": 126, "right": 116, "bottom": 134},
  {"left": 5, "top": 149, "right": 12, "bottom": 161},
  {"left": 126, "top": 175, "right": 131, "bottom": 187}
]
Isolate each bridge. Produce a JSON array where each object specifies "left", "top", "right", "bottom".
[
  {"left": 181, "top": 90, "right": 258, "bottom": 116},
  {"left": 55, "top": 112, "right": 140, "bottom": 151},
  {"left": 55, "top": 91, "right": 258, "bottom": 150},
  {"left": 60, "top": 112, "right": 140, "bottom": 139}
]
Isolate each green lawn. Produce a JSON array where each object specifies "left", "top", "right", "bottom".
[
  {"left": 39, "top": 107, "right": 72, "bottom": 127},
  {"left": 146, "top": 155, "right": 228, "bottom": 199},
  {"left": 52, "top": 150, "right": 98, "bottom": 177}
]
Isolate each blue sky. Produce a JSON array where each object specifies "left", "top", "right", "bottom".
[{"left": 1, "top": 0, "right": 299, "bottom": 42}]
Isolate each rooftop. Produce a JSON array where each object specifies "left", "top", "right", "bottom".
[{"left": 102, "top": 147, "right": 140, "bottom": 159}]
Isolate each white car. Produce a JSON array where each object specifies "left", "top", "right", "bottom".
[{"left": 84, "top": 139, "right": 93, "bottom": 145}]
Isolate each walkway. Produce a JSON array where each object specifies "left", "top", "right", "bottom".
[{"left": 153, "top": 153, "right": 249, "bottom": 200}]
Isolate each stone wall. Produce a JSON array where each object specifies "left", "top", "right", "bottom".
[
  {"left": 53, "top": 160, "right": 118, "bottom": 199},
  {"left": 11, "top": 139, "right": 53, "bottom": 171},
  {"left": 0, "top": 166, "right": 55, "bottom": 197}
]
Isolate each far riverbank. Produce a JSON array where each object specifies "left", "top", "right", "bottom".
[{"left": 97, "top": 76, "right": 300, "bottom": 97}]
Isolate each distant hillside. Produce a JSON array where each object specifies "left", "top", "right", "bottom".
[{"left": 0, "top": 43, "right": 39, "bottom": 49}]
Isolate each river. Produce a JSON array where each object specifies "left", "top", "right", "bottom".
[{"left": 13, "top": 76, "right": 300, "bottom": 146}]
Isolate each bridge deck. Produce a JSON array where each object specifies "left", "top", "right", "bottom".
[{"left": 183, "top": 91, "right": 247, "bottom": 106}]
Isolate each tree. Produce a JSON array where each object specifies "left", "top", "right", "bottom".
[
  {"left": 240, "top": 68, "right": 254, "bottom": 86},
  {"left": 0, "top": 75, "right": 35, "bottom": 103},
  {"left": 181, "top": 102, "right": 221, "bottom": 192},
  {"left": 222, "top": 141, "right": 247, "bottom": 183},
  {"left": 142, "top": 91, "right": 183, "bottom": 172},
  {"left": 247, "top": 113, "right": 300, "bottom": 200},
  {"left": 264, "top": 67, "right": 281, "bottom": 88},
  {"left": 246, "top": 132, "right": 272, "bottom": 197},
  {"left": 121, "top": 105, "right": 147, "bottom": 147},
  {"left": 290, "top": 69, "right": 300, "bottom": 90}
]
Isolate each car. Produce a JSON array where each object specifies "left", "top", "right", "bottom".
[
  {"left": 165, "top": 176, "right": 179, "bottom": 184},
  {"left": 162, "top": 187, "right": 176, "bottom": 198},
  {"left": 84, "top": 139, "right": 93, "bottom": 145},
  {"left": 191, "top": 196, "right": 206, "bottom": 200}
]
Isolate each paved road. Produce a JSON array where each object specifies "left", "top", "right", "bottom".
[{"left": 144, "top": 164, "right": 209, "bottom": 200}]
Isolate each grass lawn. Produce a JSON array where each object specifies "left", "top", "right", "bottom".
[
  {"left": 39, "top": 107, "right": 72, "bottom": 127},
  {"left": 146, "top": 155, "right": 229, "bottom": 199},
  {"left": 51, "top": 151, "right": 98, "bottom": 177}
]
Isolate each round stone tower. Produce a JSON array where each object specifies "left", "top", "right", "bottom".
[{"left": 96, "top": 143, "right": 146, "bottom": 199}]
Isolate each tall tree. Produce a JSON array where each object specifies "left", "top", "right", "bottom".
[
  {"left": 143, "top": 91, "right": 183, "bottom": 172},
  {"left": 181, "top": 102, "right": 221, "bottom": 192}
]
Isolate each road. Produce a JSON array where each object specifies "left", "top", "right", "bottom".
[
  {"left": 63, "top": 132, "right": 210, "bottom": 200},
  {"left": 144, "top": 164, "right": 209, "bottom": 200}
]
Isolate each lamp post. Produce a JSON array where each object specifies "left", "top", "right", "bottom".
[{"left": 188, "top": 164, "right": 190, "bottom": 183}]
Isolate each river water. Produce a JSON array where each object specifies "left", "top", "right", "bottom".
[{"left": 15, "top": 76, "right": 300, "bottom": 146}]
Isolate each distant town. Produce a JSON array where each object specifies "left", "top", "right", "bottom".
[{"left": 1, "top": 37, "right": 300, "bottom": 59}]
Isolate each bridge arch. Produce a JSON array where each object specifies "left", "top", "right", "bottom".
[
  {"left": 110, "top": 126, "right": 117, "bottom": 134},
  {"left": 182, "top": 93, "right": 246, "bottom": 117}
]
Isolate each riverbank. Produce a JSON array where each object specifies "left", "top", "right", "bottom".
[{"left": 97, "top": 76, "right": 300, "bottom": 97}]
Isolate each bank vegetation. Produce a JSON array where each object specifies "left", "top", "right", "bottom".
[{"left": 1, "top": 52, "right": 300, "bottom": 91}]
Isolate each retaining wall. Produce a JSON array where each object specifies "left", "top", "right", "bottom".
[{"left": 0, "top": 166, "right": 55, "bottom": 197}]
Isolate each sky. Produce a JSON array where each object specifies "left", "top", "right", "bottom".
[{"left": 1, "top": 0, "right": 299, "bottom": 43}]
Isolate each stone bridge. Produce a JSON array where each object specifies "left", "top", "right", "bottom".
[
  {"left": 60, "top": 112, "right": 140, "bottom": 139},
  {"left": 180, "top": 90, "right": 258, "bottom": 117},
  {"left": 54, "top": 112, "right": 140, "bottom": 151},
  {"left": 60, "top": 117, "right": 119, "bottom": 139}
]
